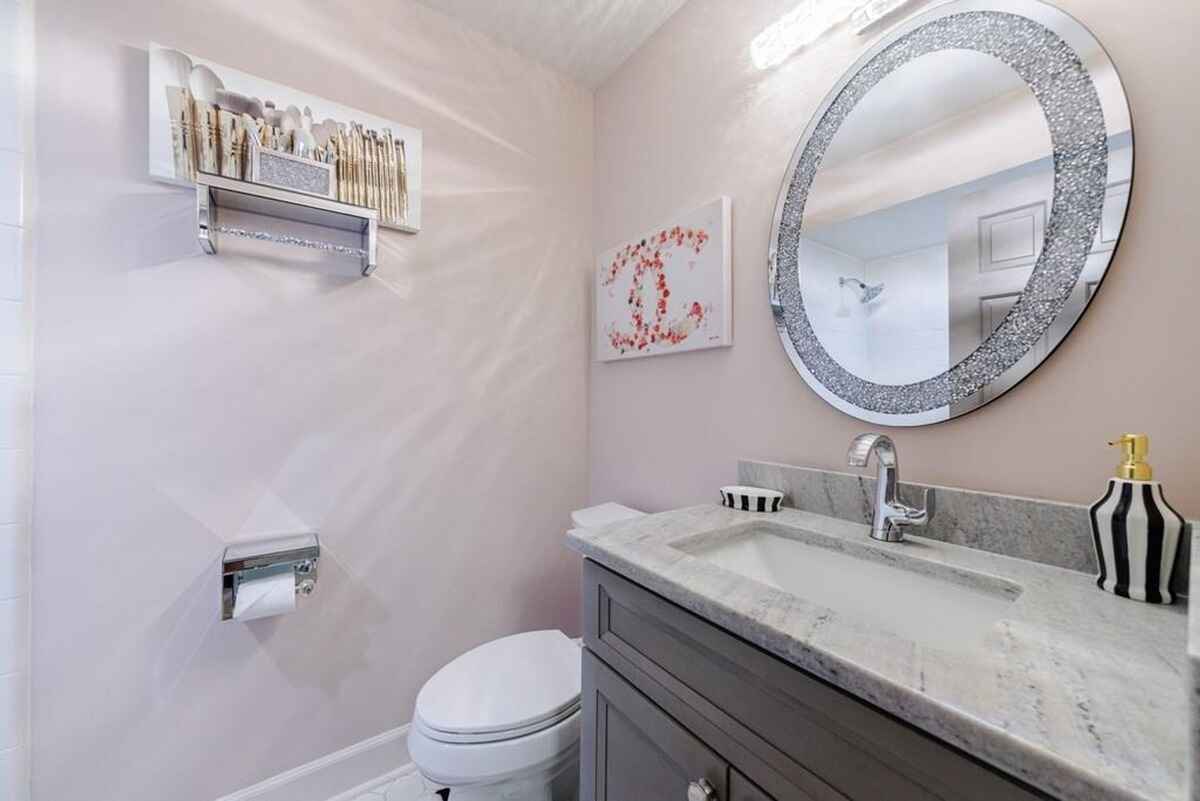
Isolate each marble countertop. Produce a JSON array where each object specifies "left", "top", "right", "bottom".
[{"left": 566, "top": 504, "right": 1189, "bottom": 801}]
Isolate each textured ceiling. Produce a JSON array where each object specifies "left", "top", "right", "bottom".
[{"left": 413, "top": 0, "right": 691, "bottom": 87}]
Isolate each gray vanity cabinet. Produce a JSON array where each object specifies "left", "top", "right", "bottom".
[
  {"left": 580, "top": 559, "right": 1050, "bottom": 801},
  {"left": 582, "top": 651, "right": 730, "bottom": 800}
]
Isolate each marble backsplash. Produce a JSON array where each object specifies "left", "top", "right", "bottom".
[{"left": 738, "top": 459, "right": 1193, "bottom": 598}]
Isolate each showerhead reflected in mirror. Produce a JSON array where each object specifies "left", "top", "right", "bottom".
[
  {"left": 770, "top": 0, "right": 1133, "bottom": 425},
  {"left": 839, "top": 277, "right": 885, "bottom": 304}
]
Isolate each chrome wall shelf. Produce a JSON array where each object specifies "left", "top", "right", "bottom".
[{"left": 196, "top": 173, "right": 380, "bottom": 276}]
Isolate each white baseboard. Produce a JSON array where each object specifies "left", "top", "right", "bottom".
[{"left": 215, "top": 724, "right": 412, "bottom": 801}]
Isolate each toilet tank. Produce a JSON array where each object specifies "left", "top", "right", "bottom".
[{"left": 570, "top": 502, "right": 644, "bottom": 529}]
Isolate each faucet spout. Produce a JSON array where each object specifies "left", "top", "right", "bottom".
[
  {"left": 847, "top": 432, "right": 896, "bottom": 469},
  {"left": 846, "top": 433, "right": 934, "bottom": 543}
]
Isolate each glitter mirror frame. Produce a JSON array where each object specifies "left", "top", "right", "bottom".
[{"left": 767, "top": 0, "right": 1134, "bottom": 426}]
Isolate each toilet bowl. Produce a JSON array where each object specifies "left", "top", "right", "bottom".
[
  {"left": 410, "top": 504, "right": 644, "bottom": 800},
  {"left": 408, "top": 630, "right": 584, "bottom": 801}
]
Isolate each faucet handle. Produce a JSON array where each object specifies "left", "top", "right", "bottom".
[
  {"left": 897, "top": 486, "right": 935, "bottom": 527},
  {"left": 920, "top": 487, "right": 935, "bottom": 524}
]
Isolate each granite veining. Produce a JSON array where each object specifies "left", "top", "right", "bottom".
[
  {"left": 568, "top": 504, "right": 1189, "bottom": 801},
  {"left": 739, "top": 459, "right": 1194, "bottom": 598}
]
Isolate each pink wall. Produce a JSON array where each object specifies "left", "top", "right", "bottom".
[
  {"left": 32, "top": 2, "right": 591, "bottom": 799},
  {"left": 591, "top": 0, "right": 1200, "bottom": 518}
]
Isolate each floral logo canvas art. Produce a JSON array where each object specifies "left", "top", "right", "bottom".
[{"left": 595, "top": 197, "right": 732, "bottom": 361}]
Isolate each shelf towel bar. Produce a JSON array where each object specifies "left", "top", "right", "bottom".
[
  {"left": 212, "top": 226, "right": 369, "bottom": 260},
  {"left": 197, "top": 173, "right": 379, "bottom": 276}
]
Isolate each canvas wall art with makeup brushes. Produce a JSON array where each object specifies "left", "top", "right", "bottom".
[{"left": 148, "top": 43, "right": 422, "bottom": 232}]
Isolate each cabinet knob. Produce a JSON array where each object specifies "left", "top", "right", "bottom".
[{"left": 687, "top": 778, "right": 717, "bottom": 801}]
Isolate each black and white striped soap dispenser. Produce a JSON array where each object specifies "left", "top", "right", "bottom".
[{"left": 1089, "top": 434, "right": 1185, "bottom": 604}]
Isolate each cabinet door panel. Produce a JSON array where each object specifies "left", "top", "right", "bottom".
[
  {"left": 729, "top": 769, "right": 776, "bottom": 801},
  {"left": 582, "top": 649, "right": 727, "bottom": 801}
]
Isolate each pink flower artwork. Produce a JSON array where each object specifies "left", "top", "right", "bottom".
[
  {"left": 595, "top": 198, "right": 731, "bottom": 362},
  {"left": 601, "top": 227, "right": 710, "bottom": 353}
]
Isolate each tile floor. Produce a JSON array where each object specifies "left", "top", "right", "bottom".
[{"left": 350, "top": 767, "right": 441, "bottom": 801}]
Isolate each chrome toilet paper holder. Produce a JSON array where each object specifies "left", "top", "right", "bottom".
[{"left": 221, "top": 533, "right": 320, "bottom": 621}]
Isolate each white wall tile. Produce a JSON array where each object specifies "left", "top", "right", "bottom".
[
  {"left": 0, "top": 596, "right": 26, "bottom": 674},
  {"left": 0, "top": 300, "right": 26, "bottom": 373},
  {"left": 0, "top": 4, "right": 25, "bottom": 799},
  {"left": 0, "top": 374, "right": 30, "bottom": 450},
  {"left": 0, "top": 525, "right": 26, "bottom": 599},
  {"left": 0, "top": 3, "right": 17, "bottom": 79},
  {"left": 0, "top": 451, "right": 28, "bottom": 526},
  {"left": 0, "top": 151, "right": 20, "bottom": 227},
  {"left": 0, "top": 75, "right": 17, "bottom": 154},
  {"left": 0, "top": 745, "right": 29, "bottom": 801},
  {"left": 0, "top": 225, "right": 20, "bottom": 301},
  {"left": 0, "top": 671, "right": 25, "bottom": 751}
]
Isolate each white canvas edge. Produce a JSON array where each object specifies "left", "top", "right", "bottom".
[{"left": 593, "top": 195, "right": 733, "bottom": 363}]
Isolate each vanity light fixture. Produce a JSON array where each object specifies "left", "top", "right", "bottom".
[
  {"left": 751, "top": 0, "right": 917, "bottom": 69},
  {"left": 751, "top": 0, "right": 857, "bottom": 69},
  {"left": 851, "top": 0, "right": 919, "bottom": 34}
]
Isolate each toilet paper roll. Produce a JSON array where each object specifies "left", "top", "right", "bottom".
[{"left": 233, "top": 572, "right": 296, "bottom": 621}]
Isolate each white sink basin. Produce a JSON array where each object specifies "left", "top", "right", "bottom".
[{"left": 675, "top": 523, "right": 1020, "bottom": 652}]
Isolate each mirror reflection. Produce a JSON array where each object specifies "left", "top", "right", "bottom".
[{"left": 798, "top": 45, "right": 1131, "bottom": 422}]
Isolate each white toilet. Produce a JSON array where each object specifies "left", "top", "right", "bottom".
[{"left": 408, "top": 503, "right": 643, "bottom": 800}]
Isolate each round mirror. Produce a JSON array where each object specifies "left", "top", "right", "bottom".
[{"left": 769, "top": 0, "right": 1133, "bottom": 425}]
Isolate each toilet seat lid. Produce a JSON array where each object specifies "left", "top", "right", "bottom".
[{"left": 415, "top": 630, "right": 581, "bottom": 740}]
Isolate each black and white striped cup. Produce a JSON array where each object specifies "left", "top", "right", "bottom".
[{"left": 720, "top": 486, "right": 783, "bottom": 513}]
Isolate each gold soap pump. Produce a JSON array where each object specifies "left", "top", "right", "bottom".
[
  {"left": 1109, "top": 433, "right": 1152, "bottom": 481},
  {"left": 1089, "top": 433, "right": 1184, "bottom": 604}
]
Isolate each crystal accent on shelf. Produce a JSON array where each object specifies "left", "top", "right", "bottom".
[
  {"left": 213, "top": 225, "right": 368, "bottom": 259},
  {"left": 254, "top": 149, "right": 335, "bottom": 198}
]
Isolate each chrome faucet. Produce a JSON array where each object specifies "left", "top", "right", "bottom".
[{"left": 847, "top": 433, "right": 935, "bottom": 542}]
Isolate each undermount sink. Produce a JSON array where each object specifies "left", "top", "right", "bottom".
[{"left": 674, "top": 523, "right": 1021, "bottom": 652}]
